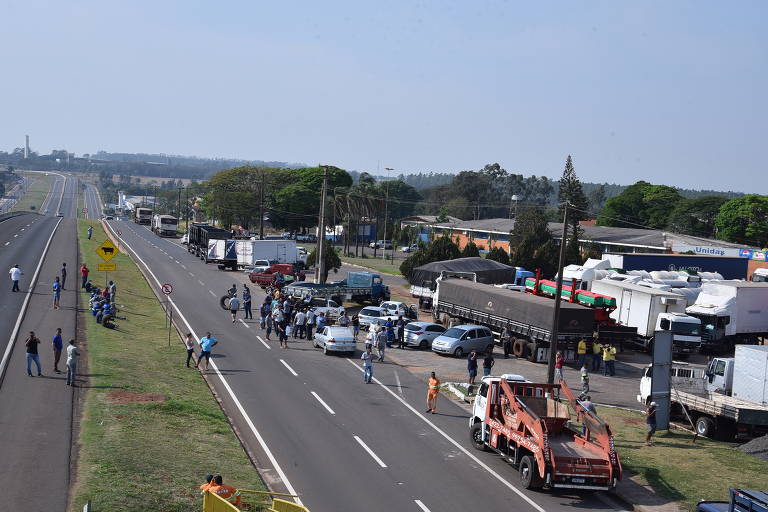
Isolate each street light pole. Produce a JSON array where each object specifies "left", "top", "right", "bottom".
[
  {"left": 316, "top": 165, "right": 330, "bottom": 284},
  {"left": 382, "top": 168, "right": 394, "bottom": 261},
  {"left": 547, "top": 203, "right": 571, "bottom": 385}
]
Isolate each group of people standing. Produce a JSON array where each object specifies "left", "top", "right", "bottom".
[
  {"left": 24, "top": 329, "right": 80, "bottom": 385},
  {"left": 363, "top": 315, "right": 408, "bottom": 363}
]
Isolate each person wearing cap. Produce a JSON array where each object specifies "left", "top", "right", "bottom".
[
  {"left": 426, "top": 372, "right": 440, "bottom": 414},
  {"left": 645, "top": 402, "right": 658, "bottom": 445}
]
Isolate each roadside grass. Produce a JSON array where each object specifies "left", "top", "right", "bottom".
[
  {"left": 599, "top": 407, "right": 768, "bottom": 510},
  {"left": 339, "top": 252, "right": 404, "bottom": 276},
  {"left": 11, "top": 173, "right": 54, "bottom": 212},
  {"left": 71, "top": 220, "right": 265, "bottom": 512}
]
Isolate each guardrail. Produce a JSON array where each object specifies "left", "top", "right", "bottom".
[{"left": 202, "top": 489, "right": 309, "bottom": 512}]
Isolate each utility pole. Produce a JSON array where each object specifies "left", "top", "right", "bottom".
[
  {"left": 547, "top": 203, "right": 571, "bottom": 385},
  {"left": 316, "top": 166, "right": 330, "bottom": 283},
  {"left": 382, "top": 168, "right": 394, "bottom": 261},
  {"left": 184, "top": 186, "right": 190, "bottom": 231},
  {"left": 177, "top": 187, "right": 182, "bottom": 222},
  {"left": 258, "top": 178, "right": 265, "bottom": 240}
]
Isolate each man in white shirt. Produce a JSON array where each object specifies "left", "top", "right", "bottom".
[
  {"left": 293, "top": 310, "right": 306, "bottom": 339},
  {"left": 9, "top": 264, "right": 22, "bottom": 292},
  {"left": 66, "top": 339, "right": 80, "bottom": 386}
]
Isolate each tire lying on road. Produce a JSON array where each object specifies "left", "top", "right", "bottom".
[{"left": 219, "top": 296, "right": 230, "bottom": 310}]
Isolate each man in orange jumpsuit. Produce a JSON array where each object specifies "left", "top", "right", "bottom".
[
  {"left": 199, "top": 474, "right": 214, "bottom": 492},
  {"left": 209, "top": 474, "right": 242, "bottom": 507},
  {"left": 426, "top": 372, "right": 440, "bottom": 414}
]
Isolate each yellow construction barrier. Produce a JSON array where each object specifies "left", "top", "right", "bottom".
[
  {"left": 202, "top": 489, "right": 309, "bottom": 512},
  {"left": 202, "top": 491, "right": 239, "bottom": 512}
]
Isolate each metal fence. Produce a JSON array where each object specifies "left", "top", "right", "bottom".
[{"left": 202, "top": 489, "right": 310, "bottom": 512}]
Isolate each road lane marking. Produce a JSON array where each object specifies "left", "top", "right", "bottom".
[
  {"left": 256, "top": 335, "right": 271, "bottom": 350},
  {"left": 208, "top": 290, "right": 216, "bottom": 297},
  {"left": 13, "top": 234, "right": 18, "bottom": 237},
  {"left": 353, "top": 435, "right": 387, "bottom": 468},
  {"left": 344, "top": 358, "right": 547, "bottom": 512},
  {"left": 414, "top": 500, "right": 431, "bottom": 512},
  {"left": 20, "top": 228, "right": 24, "bottom": 231},
  {"left": 100, "top": 221, "right": 302, "bottom": 504},
  {"left": 198, "top": 280, "right": 205, "bottom": 286},
  {"left": 310, "top": 391, "right": 336, "bottom": 415},
  {"left": 4, "top": 242, "right": 8, "bottom": 246},
  {"left": 280, "top": 359, "right": 298, "bottom": 377},
  {"left": 188, "top": 272, "right": 194, "bottom": 277},
  {"left": 181, "top": 264, "right": 187, "bottom": 270},
  {"left": 238, "top": 319, "right": 250, "bottom": 328},
  {"left": 394, "top": 370, "right": 404, "bottom": 396}
]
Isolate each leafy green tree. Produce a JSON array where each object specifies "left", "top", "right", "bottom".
[
  {"left": 461, "top": 241, "right": 481, "bottom": 257},
  {"left": 587, "top": 184, "right": 607, "bottom": 212},
  {"left": 557, "top": 155, "right": 588, "bottom": 264},
  {"left": 510, "top": 207, "right": 559, "bottom": 276},
  {"left": 715, "top": 195, "right": 768, "bottom": 247},
  {"left": 666, "top": 196, "right": 728, "bottom": 238},
  {"left": 486, "top": 246, "right": 510, "bottom": 265},
  {"left": 307, "top": 240, "right": 342, "bottom": 282},
  {"left": 597, "top": 181, "right": 682, "bottom": 229},
  {"left": 400, "top": 235, "right": 461, "bottom": 283}
]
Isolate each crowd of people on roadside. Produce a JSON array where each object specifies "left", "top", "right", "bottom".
[
  {"left": 85, "top": 273, "right": 119, "bottom": 329},
  {"left": 24, "top": 329, "right": 80, "bottom": 385}
]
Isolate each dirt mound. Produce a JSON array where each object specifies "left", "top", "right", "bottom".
[
  {"left": 107, "top": 391, "right": 165, "bottom": 404},
  {"left": 738, "top": 434, "right": 768, "bottom": 463}
]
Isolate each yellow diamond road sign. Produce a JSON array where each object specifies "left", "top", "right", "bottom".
[{"left": 95, "top": 239, "right": 119, "bottom": 262}]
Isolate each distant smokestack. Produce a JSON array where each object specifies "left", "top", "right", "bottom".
[{"left": 24, "top": 135, "right": 29, "bottom": 159}]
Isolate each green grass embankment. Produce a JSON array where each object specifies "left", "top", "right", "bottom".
[
  {"left": 11, "top": 172, "right": 55, "bottom": 212},
  {"left": 71, "top": 220, "right": 265, "bottom": 512}
]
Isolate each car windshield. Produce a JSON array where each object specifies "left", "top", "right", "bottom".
[
  {"left": 442, "top": 328, "right": 466, "bottom": 339},
  {"left": 671, "top": 322, "right": 700, "bottom": 335},
  {"left": 361, "top": 309, "right": 380, "bottom": 317},
  {"left": 405, "top": 324, "right": 422, "bottom": 332}
]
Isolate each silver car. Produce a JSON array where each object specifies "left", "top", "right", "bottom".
[
  {"left": 431, "top": 324, "right": 495, "bottom": 358},
  {"left": 357, "top": 306, "right": 387, "bottom": 330},
  {"left": 404, "top": 321, "right": 446, "bottom": 349},
  {"left": 313, "top": 326, "right": 356, "bottom": 356}
]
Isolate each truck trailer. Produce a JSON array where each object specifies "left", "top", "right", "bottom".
[
  {"left": 134, "top": 207, "right": 152, "bottom": 225},
  {"left": 686, "top": 281, "right": 768, "bottom": 352},
  {"left": 235, "top": 239, "right": 298, "bottom": 269},
  {"left": 151, "top": 214, "right": 177, "bottom": 237},
  {"left": 187, "top": 223, "right": 231, "bottom": 262},
  {"left": 605, "top": 253, "right": 748, "bottom": 280}
]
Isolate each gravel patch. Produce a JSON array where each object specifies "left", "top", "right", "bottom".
[{"left": 739, "top": 435, "right": 768, "bottom": 462}]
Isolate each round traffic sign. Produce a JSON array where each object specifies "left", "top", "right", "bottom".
[{"left": 162, "top": 283, "right": 173, "bottom": 295}]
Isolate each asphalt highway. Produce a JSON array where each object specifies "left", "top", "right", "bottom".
[
  {"left": 84, "top": 183, "right": 101, "bottom": 220},
  {"left": 107, "top": 218, "right": 623, "bottom": 512}
]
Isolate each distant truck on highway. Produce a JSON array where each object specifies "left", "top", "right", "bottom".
[
  {"left": 134, "top": 207, "right": 152, "bottom": 225},
  {"left": 469, "top": 375, "right": 622, "bottom": 490},
  {"left": 151, "top": 214, "right": 177, "bottom": 237},
  {"left": 590, "top": 279, "right": 702, "bottom": 355},
  {"left": 187, "top": 223, "right": 231, "bottom": 264},
  {"left": 638, "top": 346, "right": 768, "bottom": 440},
  {"left": 686, "top": 281, "right": 768, "bottom": 352}
]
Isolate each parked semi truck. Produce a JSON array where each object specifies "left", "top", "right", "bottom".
[
  {"left": 638, "top": 346, "right": 768, "bottom": 440},
  {"left": 469, "top": 375, "right": 621, "bottom": 490},
  {"left": 283, "top": 271, "right": 390, "bottom": 305},
  {"left": 590, "top": 279, "right": 702, "bottom": 355},
  {"left": 134, "top": 207, "right": 152, "bottom": 225},
  {"left": 187, "top": 223, "right": 231, "bottom": 263},
  {"left": 686, "top": 281, "right": 768, "bottom": 352},
  {"left": 151, "top": 214, "right": 177, "bottom": 237}
]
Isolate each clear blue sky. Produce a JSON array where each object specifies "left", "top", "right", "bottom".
[{"left": 1, "top": 1, "right": 765, "bottom": 192}]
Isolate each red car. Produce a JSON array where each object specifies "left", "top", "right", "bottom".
[{"left": 248, "top": 264, "right": 296, "bottom": 289}]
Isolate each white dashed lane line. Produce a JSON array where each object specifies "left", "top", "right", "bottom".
[
  {"left": 256, "top": 335, "right": 271, "bottom": 350},
  {"left": 198, "top": 280, "right": 205, "bottom": 286},
  {"left": 353, "top": 436, "right": 387, "bottom": 468},
  {"left": 279, "top": 359, "right": 298, "bottom": 377},
  {"left": 310, "top": 391, "right": 336, "bottom": 415},
  {"left": 208, "top": 290, "right": 216, "bottom": 297},
  {"left": 414, "top": 500, "right": 432, "bottom": 512},
  {"left": 238, "top": 319, "right": 250, "bottom": 328}
]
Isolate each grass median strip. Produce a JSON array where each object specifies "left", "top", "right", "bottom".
[
  {"left": 71, "top": 220, "right": 265, "bottom": 512},
  {"left": 599, "top": 407, "right": 768, "bottom": 510},
  {"left": 11, "top": 172, "right": 54, "bottom": 212}
]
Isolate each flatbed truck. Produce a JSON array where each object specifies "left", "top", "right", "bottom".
[{"left": 283, "top": 271, "right": 390, "bottom": 305}]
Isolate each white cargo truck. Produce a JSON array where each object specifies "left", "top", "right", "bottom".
[
  {"left": 686, "top": 282, "right": 768, "bottom": 352},
  {"left": 732, "top": 345, "right": 768, "bottom": 405},
  {"left": 234, "top": 240, "right": 298, "bottom": 269},
  {"left": 151, "top": 214, "right": 178, "bottom": 237},
  {"left": 591, "top": 279, "right": 702, "bottom": 354}
]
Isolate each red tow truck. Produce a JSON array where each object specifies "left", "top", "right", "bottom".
[
  {"left": 248, "top": 264, "right": 296, "bottom": 289},
  {"left": 469, "top": 375, "right": 622, "bottom": 490}
]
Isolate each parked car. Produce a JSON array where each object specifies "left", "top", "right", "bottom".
[
  {"left": 369, "top": 240, "right": 393, "bottom": 250},
  {"left": 400, "top": 243, "right": 419, "bottom": 253},
  {"left": 180, "top": 234, "right": 189, "bottom": 245},
  {"left": 404, "top": 321, "right": 446, "bottom": 349},
  {"left": 246, "top": 259, "right": 272, "bottom": 274},
  {"left": 249, "top": 263, "right": 296, "bottom": 287},
  {"left": 281, "top": 232, "right": 295, "bottom": 239},
  {"left": 357, "top": 306, "right": 388, "bottom": 330},
  {"left": 308, "top": 297, "right": 345, "bottom": 320},
  {"left": 296, "top": 234, "right": 317, "bottom": 242},
  {"left": 431, "top": 324, "right": 495, "bottom": 358},
  {"left": 313, "top": 326, "right": 357, "bottom": 356},
  {"left": 379, "top": 300, "right": 418, "bottom": 320}
]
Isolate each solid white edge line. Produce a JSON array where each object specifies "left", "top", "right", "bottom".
[
  {"left": 238, "top": 319, "right": 250, "bottom": 329},
  {"left": 344, "top": 358, "right": 547, "bottom": 512},
  {"left": 0, "top": 217, "right": 62, "bottom": 381},
  {"left": 102, "top": 220, "right": 302, "bottom": 505},
  {"left": 394, "top": 370, "right": 404, "bottom": 396},
  {"left": 353, "top": 435, "right": 387, "bottom": 468},
  {"left": 256, "top": 335, "right": 271, "bottom": 350},
  {"left": 280, "top": 359, "right": 298, "bottom": 377},
  {"left": 310, "top": 391, "right": 336, "bottom": 415},
  {"left": 414, "top": 499, "right": 431, "bottom": 512}
]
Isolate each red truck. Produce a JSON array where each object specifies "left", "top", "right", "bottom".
[
  {"left": 248, "top": 263, "right": 296, "bottom": 289},
  {"left": 469, "top": 375, "right": 622, "bottom": 490}
]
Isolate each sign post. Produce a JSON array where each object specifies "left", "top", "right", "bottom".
[
  {"left": 162, "top": 284, "right": 174, "bottom": 346},
  {"left": 95, "top": 239, "right": 119, "bottom": 286}
]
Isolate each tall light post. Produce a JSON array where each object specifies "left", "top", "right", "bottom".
[{"left": 381, "top": 167, "right": 394, "bottom": 261}]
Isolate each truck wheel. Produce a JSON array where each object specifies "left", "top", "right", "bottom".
[
  {"left": 454, "top": 347, "right": 464, "bottom": 358},
  {"left": 519, "top": 455, "right": 543, "bottom": 489},
  {"left": 512, "top": 339, "right": 526, "bottom": 358},
  {"left": 696, "top": 416, "right": 715, "bottom": 437},
  {"left": 527, "top": 342, "right": 538, "bottom": 363},
  {"left": 470, "top": 424, "right": 489, "bottom": 452}
]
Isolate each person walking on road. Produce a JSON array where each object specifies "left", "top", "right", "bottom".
[
  {"left": 265, "top": 313, "right": 273, "bottom": 340},
  {"left": 52, "top": 277, "right": 62, "bottom": 309},
  {"left": 361, "top": 347, "right": 374, "bottom": 383},
  {"left": 467, "top": 350, "right": 478, "bottom": 385},
  {"left": 502, "top": 326, "right": 513, "bottom": 359},
  {"left": 195, "top": 332, "right": 217, "bottom": 371},
  {"left": 66, "top": 339, "right": 80, "bottom": 386},
  {"left": 259, "top": 300, "right": 271, "bottom": 330},
  {"left": 554, "top": 351, "right": 565, "bottom": 382},
  {"left": 305, "top": 309, "right": 315, "bottom": 341},
  {"left": 375, "top": 326, "right": 387, "bottom": 362},
  {"left": 293, "top": 309, "right": 306, "bottom": 339},
  {"left": 591, "top": 340, "right": 603, "bottom": 373},
  {"left": 87, "top": 225, "right": 93, "bottom": 240},
  {"left": 396, "top": 315, "right": 406, "bottom": 349},
  {"left": 482, "top": 349, "right": 495, "bottom": 377},
  {"left": 577, "top": 338, "right": 588, "bottom": 368},
  {"left": 60, "top": 263, "right": 67, "bottom": 290},
  {"left": 25, "top": 331, "right": 42, "bottom": 377},
  {"left": 352, "top": 315, "right": 360, "bottom": 340},
  {"left": 426, "top": 372, "right": 440, "bottom": 413},
  {"left": 80, "top": 264, "right": 89, "bottom": 289},
  {"left": 9, "top": 264, "right": 22, "bottom": 292},
  {"left": 602, "top": 343, "right": 617, "bottom": 376},
  {"left": 228, "top": 294, "right": 240, "bottom": 323},
  {"left": 52, "top": 328, "right": 64, "bottom": 373},
  {"left": 645, "top": 402, "right": 658, "bottom": 446},
  {"left": 184, "top": 332, "right": 196, "bottom": 368},
  {"left": 384, "top": 318, "right": 394, "bottom": 347},
  {"left": 580, "top": 365, "right": 590, "bottom": 394},
  {"left": 242, "top": 290, "right": 252, "bottom": 320}
]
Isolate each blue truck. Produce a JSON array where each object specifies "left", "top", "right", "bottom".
[
  {"left": 697, "top": 489, "right": 768, "bottom": 512},
  {"left": 282, "top": 271, "right": 390, "bottom": 305}
]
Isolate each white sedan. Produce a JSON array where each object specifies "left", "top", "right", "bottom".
[{"left": 313, "top": 326, "right": 357, "bottom": 356}]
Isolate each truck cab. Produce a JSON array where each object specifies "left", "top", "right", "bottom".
[
  {"left": 470, "top": 374, "right": 528, "bottom": 426},
  {"left": 656, "top": 312, "right": 702, "bottom": 354}
]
